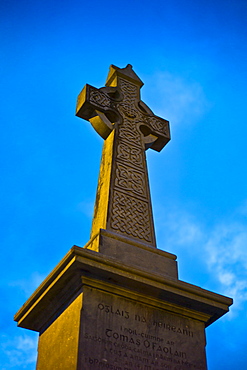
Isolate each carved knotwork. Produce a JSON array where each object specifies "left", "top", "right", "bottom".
[
  {"left": 116, "top": 143, "right": 143, "bottom": 166},
  {"left": 115, "top": 162, "right": 146, "bottom": 197},
  {"left": 89, "top": 89, "right": 111, "bottom": 108},
  {"left": 111, "top": 190, "right": 152, "bottom": 243}
]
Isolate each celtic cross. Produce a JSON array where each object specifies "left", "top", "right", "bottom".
[{"left": 76, "top": 64, "right": 170, "bottom": 248}]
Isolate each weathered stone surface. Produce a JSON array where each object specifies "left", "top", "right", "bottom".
[
  {"left": 14, "top": 246, "right": 232, "bottom": 370},
  {"left": 85, "top": 229, "right": 178, "bottom": 279},
  {"left": 79, "top": 284, "right": 207, "bottom": 370},
  {"left": 36, "top": 294, "right": 82, "bottom": 370}
]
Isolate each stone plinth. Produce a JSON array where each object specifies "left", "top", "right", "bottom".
[{"left": 14, "top": 231, "right": 233, "bottom": 370}]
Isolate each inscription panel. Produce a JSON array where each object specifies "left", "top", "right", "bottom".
[{"left": 79, "top": 287, "right": 207, "bottom": 370}]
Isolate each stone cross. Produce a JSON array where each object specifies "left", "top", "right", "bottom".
[{"left": 76, "top": 64, "right": 170, "bottom": 248}]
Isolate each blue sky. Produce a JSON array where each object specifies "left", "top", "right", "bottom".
[{"left": 1, "top": 0, "right": 247, "bottom": 368}]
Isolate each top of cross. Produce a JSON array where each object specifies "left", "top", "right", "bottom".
[
  {"left": 106, "top": 64, "right": 144, "bottom": 88},
  {"left": 76, "top": 64, "right": 170, "bottom": 152}
]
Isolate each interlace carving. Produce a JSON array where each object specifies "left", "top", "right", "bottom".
[
  {"left": 109, "top": 78, "right": 152, "bottom": 240},
  {"left": 115, "top": 162, "right": 146, "bottom": 197},
  {"left": 144, "top": 116, "right": 169, "bottom": 134},
  {"left": 118, "top": 119, "right": 142, "bottom": 147},
  {"left": 116, "top": 143, "right": 143, "bottom": 167},
  {"left": 111, "top": 190, "right": 152, "bottom": 243},
  {"left": 118, "top": 79, "right": 140, "bottom": 119},
  {"left": 90, "top": 89, "right": 111, "bottom": 108}
]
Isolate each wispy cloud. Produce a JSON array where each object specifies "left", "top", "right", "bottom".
[
  {"left": 9, "top": 271, "right": 46, "bottom": 298},
  {"left": 157, "top": 208, "right": 204, "bottom": 247},
  {"left": 1, "top": 333, "right": 37, "bottom": 369},
  {"left": 157, "top": 204, "right": 247, "bottom": 317},
  {"left": 205, "top": 221, "right": 247, "bottom": 316},
  {"left": 144, "top": 71, "right": 210, "bottom": 128}
]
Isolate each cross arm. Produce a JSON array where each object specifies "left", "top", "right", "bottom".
[
  {"left": 141, "top": 115, "right": 170, "bottom": 152},
  {"left": 76, "top": 84, "right": 111, "bottom": 120},
  {"left": 137, "top": 101, "right": 170, "bottom": 152},
  {"left": 76, "top": 84, "right": 120, "bottom": 139}
]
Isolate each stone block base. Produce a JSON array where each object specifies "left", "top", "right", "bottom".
[{"left": 14, "top": 242, "right": 232, "bottom": 370}]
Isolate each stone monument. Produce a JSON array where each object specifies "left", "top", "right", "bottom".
[{"left": 14, "top": 64, "right": 233, "bottom": 369}]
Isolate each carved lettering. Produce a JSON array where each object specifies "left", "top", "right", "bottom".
[
  {"left": 153, "top": 321, "right": 194, "bottom": 338},
  {"left": 98, "top": 303, "right": 130, "bottom": 319}
]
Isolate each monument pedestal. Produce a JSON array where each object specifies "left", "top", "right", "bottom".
[{"left": 14, "top": 230, "right": 232, "bottom": 370}]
